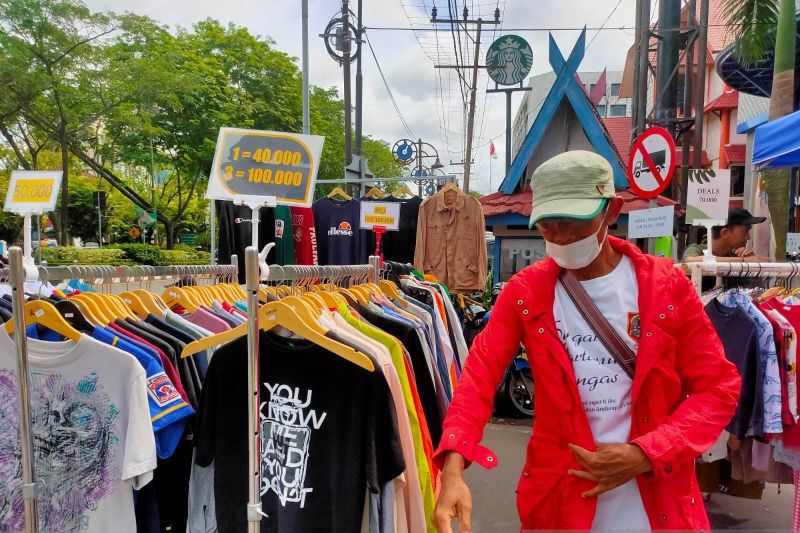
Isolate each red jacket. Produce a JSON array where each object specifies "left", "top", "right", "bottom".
[{"left": 435, "top": 237, "right": 741, "bottom": 531}]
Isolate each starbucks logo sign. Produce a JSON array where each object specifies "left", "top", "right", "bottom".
[{"left": 486, "top": 35, "right": 533, "bottom": 86}]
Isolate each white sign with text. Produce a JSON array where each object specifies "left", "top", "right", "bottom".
[
  {"left": 686, "top": 169, "right": 731, "bottom": 224},
  {"left": 788, "top": 233, "right": 800, "bottom": 253},
  {"left": 628, "top": 205, "right": 674, "bottom": 239}
]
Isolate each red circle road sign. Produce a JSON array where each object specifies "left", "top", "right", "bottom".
[{"left": 627, "top": 127, "right": 676, "bottom": 199}]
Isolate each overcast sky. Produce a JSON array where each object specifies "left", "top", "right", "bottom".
[{"left": 83, "top": 0, "right": 637, "bottom": 193}]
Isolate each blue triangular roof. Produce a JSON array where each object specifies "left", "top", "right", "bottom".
[{"left": 499, "top": 29, "right": 628, "bottom": 194}]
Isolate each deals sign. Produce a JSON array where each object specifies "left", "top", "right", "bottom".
[
  {"left": 686, "top": 169, "right": 731, "bottom": 224},
  {"left": 360, "top": 202, "right": 400, "bottom": 231},
  {"left": 3, "top": 170, "right": 62, "bottom": 214},
  {"left": 206, "top": 128, "right": 324, "bottom": 207}
]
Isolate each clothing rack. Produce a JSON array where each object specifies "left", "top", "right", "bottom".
[
  {"left": 4, "top": 250, "right": 241, "bottom": 533},
  {"left": 684, "top": 261, "right": 800, "bottom": 294},
  {"left": 241, "top": 249, "right": 382, "bottom": 531}
]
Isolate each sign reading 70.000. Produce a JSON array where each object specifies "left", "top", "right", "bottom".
[{"left": 205, "top": 128, "right": 324, "bottom": 207}]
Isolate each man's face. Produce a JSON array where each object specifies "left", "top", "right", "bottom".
[
  {"left": 535, "top": 209, "right": 607, "bottom": 246},
  {"left": 724, "top": 224, "right": 752, "bottom": 249}
]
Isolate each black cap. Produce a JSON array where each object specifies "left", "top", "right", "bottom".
[{"left": 727, "top": 207, "right": 766, "bottom": 226}]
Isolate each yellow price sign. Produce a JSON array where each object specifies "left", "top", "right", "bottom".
[
  {"left": 4, "top": 171, "right": 62, "bottom": 214},
  {"left": 12, "top": 179, "right": 56, "bottom": 203}
]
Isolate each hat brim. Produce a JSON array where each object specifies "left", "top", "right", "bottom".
[
  {"left": 529, "top": 198, "right": 606, "bottom": 228},
  {"left": 742, "top": 216, "right": 767, "bottom": 225}
]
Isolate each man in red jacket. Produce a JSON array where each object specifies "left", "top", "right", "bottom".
[{"left": 433, "top": 151, "right": 741, "bottom": 532}]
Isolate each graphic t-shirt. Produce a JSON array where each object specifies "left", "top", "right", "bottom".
[
  {"left": 0, "top": 328, "right": 156, "bottom": 533},
  {"left": 273, "top": 206, "right": 296, "bottom": 266},
  {"left": 312, "top": 197, "right": 368, "bottom": 265},
  {"left": 552, "top": 256, "right": 650, "bottom": 531},
  {"left": 290, "top": 206, "right": 318, "bottom": 265},
  {"left": 194, "top": 332, "right": 405, "bottom": 533}
]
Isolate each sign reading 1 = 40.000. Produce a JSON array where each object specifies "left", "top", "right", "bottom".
[
  {"left": 205, "top": 128, "right": 325, "bottom": 206},
  {"left": 3, "top": 170, "right": 63, "bottom": 214}
]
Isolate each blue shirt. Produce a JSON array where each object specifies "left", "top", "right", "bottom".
[{"left": 26, "top": 324, "right": 194, "bottom": 458}]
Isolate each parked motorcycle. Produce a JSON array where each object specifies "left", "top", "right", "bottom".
[{"left": 453, "top": 283, "right": 534, "bottom": 418}]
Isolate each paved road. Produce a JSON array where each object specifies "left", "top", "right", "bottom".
[{"left": 461, "top": 419, "right": 795, "bottom": 532}]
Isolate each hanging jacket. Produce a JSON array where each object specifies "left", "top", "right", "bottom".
[
  {"left": 413, "top": 189, "right": 487, "bottom": 292},
  {"left": 434, "top": 237, "right": 741, "bottom": 531}
]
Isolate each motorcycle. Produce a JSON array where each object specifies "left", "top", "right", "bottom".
[{"left": 455, "top": 283, "right": 534, "bottom": 418}]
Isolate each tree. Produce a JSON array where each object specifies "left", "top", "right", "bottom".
[{"left": 724, "top": 0, "right": 796, "bottom": 258}]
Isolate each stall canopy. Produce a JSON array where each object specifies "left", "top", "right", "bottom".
[{"left": 753, "top": 109, "right": 800, "bottom": 169}]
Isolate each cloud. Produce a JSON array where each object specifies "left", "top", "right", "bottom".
[{"left": 81, "top": 0, "right": 636, "bottom": 194}]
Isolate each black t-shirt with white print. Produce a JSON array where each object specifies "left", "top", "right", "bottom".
[{"left": 194, "top": 331, "right": 404, "bottom": 533}]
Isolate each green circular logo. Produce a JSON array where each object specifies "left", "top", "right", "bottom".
[{"left": 486, "top": 35, "right": 533, "bottom": 86}]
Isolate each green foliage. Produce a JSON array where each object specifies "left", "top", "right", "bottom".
[
  {"left": 723, "top": 0, "right": 779, "bottom": 67},
  {"left": 108, "top": 243, "right": 164, "bottom": 265},
  {"left": 39, "top": 246, "right": 130, "bottom": 266},
  {"left": 160, "top": 249, "right": 211, "bottom": 265}
]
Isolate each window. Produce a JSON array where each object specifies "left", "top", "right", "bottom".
[
  {"left": 589, "top": 83, "right": 596, "bottom": 93},
  {"left": 596, "top": 104, "right": 607, "bottom": 117},
  {"left": 610, "top": 83, "right": 620, "bottom": 96},
  {"left": 730, "top": 166, "right": 745, "bottom": 197},
  {"left": 610, "top": 104, "right": 627, "bottom": 117}
]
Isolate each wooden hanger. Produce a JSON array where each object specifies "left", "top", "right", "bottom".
[
  {"left": 132, "top": 289, "right": 168, "bottom": 318},
  {"left": 55, "top": 300, "right": 95, "bottom": 333},
  {"left": 326, "top": 186, "right": 352, "bottom": 201},
  {"left": 379, "top": 279, "right": 405, "bottom": 302},
  {"left": 71, "top": 293, "right": 114, "bottom": 324},
  {"left": 395, "top": 183, "right": 416, "bottom": 198},
  {"left": 5, "top": 299, "right": 82, "bottom": 341},
  {"left": 180, "top": 299, "right": 375, "bottom": 372},
  {"left": 69, "top": 297, "right": 104, "bottom": 325},
  {"left": 315, "top": 290, "right": 344, "bottom": 309},
  {"left": 105, "top": 294, "right": 139, "bottom": 320},
  {"left": 120, "top": 291, "right": 151, "bottom": 318},
  {"left": 162, "top": 286, "right": 199, "bottom": 313},
  {"left": 365, "top": 187, "right": 385, "bottom": 199}
]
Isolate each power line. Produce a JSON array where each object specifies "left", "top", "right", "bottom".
[
  {"left": 365, "top": 22, "right": 769, "bottom": 32},
  {"left": 587, "top": 0, "right": 625, "bottom": 50},
  {"left": 364, "top": 32, "right": 417, "bottom": 139}
]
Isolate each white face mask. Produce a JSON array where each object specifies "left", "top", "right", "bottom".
[{"left": 545, "top": 221, "right": 608, "bottom": 270}]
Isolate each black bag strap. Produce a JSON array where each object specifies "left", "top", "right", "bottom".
[{"left": 558, "top": 269, "right": 637, "bottom": 380}]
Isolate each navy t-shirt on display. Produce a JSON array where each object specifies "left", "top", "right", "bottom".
[{"left": 312, "top": 197, "right": 369, "bottom": 265}]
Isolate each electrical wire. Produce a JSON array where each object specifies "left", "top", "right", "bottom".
[
  {"left": 364, "top": 32, "right": 417, "bottom": 139},
  {"left": 365, "top": 22, "right": 770, "bottom": 32}
]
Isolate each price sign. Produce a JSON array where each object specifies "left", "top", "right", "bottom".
[
  {"left": 3, "top": 171, "right": 62, "bottom": 214},
  {"left": 360, "top": 202, "right": 400, "bottom": 231},
  {"left": 205, "top": 127, "right": 324, "bottom": 207},
  {"left": 686, "top": 169, "right": 731, "bottom": 224}
]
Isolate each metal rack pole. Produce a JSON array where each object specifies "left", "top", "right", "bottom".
[
  {"left": 244, "top": 247, "right": 263, "bottom": 529},
  {"left": 9, "top": 247, "right": 40, "bottom": 533}
]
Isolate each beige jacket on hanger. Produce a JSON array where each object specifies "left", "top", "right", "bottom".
[{"left": 413, "top": 188, "right": 487, "bottom": 292}]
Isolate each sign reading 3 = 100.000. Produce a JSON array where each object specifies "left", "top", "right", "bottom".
[{"left": 205, "top": 128, "right": 324, "bottom": 206}]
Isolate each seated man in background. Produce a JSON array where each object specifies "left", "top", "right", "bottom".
[{"left": 683, "top": 208, "right": 770, "bottom": 263}]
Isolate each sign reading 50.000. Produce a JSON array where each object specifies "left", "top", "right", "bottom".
[{"left": 206, "top": 128, "right": 324, "bottom": 207}]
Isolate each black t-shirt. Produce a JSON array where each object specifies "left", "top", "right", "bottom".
[
  {"left": 363, "top": 196, "right": 422, "bottom": 264},
  {"left": 195, "top": 332, "right": 405, "bottom": 533},
  {"left": 217, "top": 200, "right": 277, "bottom": 283},
  {"left": 705, "top": 298, "right": 761, "bottom": 438}
]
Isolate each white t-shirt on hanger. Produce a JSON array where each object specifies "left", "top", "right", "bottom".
[
  {"left": 0, "top": 328, "right": 156, "bottom": 533},
  {"left": 553, "top": 256, "right": 650, "bottom": 532}
]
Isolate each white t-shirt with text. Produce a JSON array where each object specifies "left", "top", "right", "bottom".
[{"left": 553, "top": 256, "right": 650, "bottom": 531}]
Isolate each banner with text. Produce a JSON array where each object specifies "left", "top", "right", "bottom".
[
  {"left": 205, "top": 128, "right": 324, "bottom": 206},
  {"left": 360, "top": 202, "right": 400, "bottom": 231},
  {"left": 686, "top": 169, "right": 731, "bottom": 224},
  {"left": 628, "top": 205, "right": 675, "bottom": 239}
]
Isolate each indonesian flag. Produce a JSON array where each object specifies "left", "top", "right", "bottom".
[{"left": 490, "top": 141, "right": 498, "bottom": 159}]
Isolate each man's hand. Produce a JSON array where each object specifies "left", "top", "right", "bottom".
[
  {"left": 434, "top": 453, "right": 473, "bottom": 533},
  {"left": 568, "top": 443, "right": 652, "bottom": 498},
  {"left": 735, "top": 247, "right": 755, "bottom": 258}
]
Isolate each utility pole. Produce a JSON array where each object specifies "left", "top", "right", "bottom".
[
  {"left": 354, "top": 0, "right": 366, "bottom": 197},
  {"left": 341, "top": 0, "right": 353, "bottom": 172},
  {"left": 431, "top": 6, "right": 500, "bottom": 193},
  {"left": 302, "top": 0, "right": 310, "bottom": 135}
]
